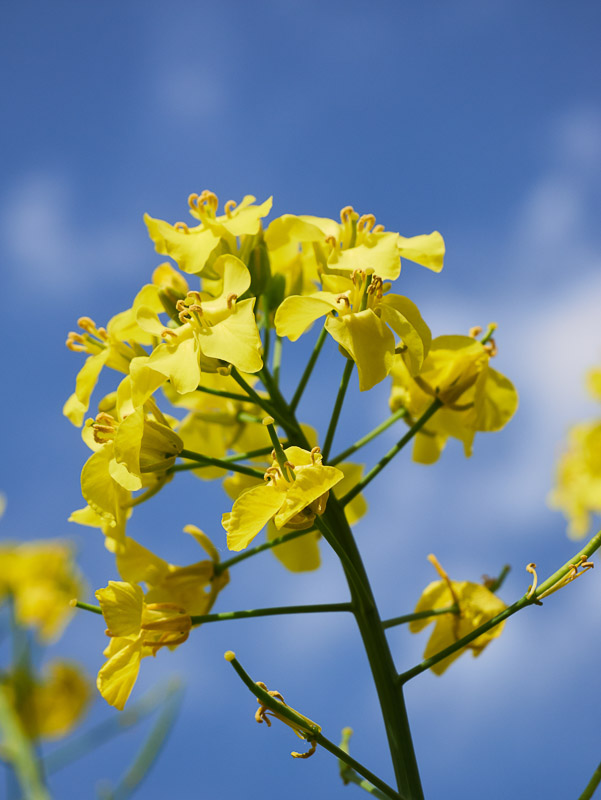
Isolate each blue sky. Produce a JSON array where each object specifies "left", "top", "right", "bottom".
[{"left": 2, "top": 1, "right": 601, "bottom": 798}]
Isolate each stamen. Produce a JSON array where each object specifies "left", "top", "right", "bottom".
[
  {"left": 372, "top": 224, "right": 385, "bottom": 233},
  {"left": 336, "top": 294, "right": 351, "bottom": 307},
  {"left": 357, "top": 213, "right": 376, "bottom": 232},
  {"left": 427, "top": 554, "right": 461, "bottom": 608},
  {"left": 224, "top": 200, "right": 237, "bottom": 217},
  {"left": 484, "top": 339, "right": 498, "bottom": 357},
  {"left": 198, "top": 190, "right": 219, "bottom": 212},
  {"left": 188, "top": 193, "right": 200, "bottom": 209},
  {"left": 188, "top": 304, "right": 203, "bottom": 314},
  {"left": 469, "top": 326, "right": 483, "bottom": 338},
  {"left": 526, "top": 563, "right": 538, "bottom": 598},
  {"left": 537, "top": 555, "right": 595, "bottom": 600},
  {"left": 291, "top": 740, "right": 317, "bottom": 759},
  {"left": 325, "top": 235, "right": 338, "bottom": 249},
  {"left": 174, "top": 222, "right": 190, "bottom": 233},
  {"left": 178, "top": 310, "right": 193, "bottom": 324},
  {"left": 162, "top": 328, "right": 178, "bottom": 339},
  {"left": 227, "top": 293, "right": 238, "bottom": 309},
  {"left": 310, "top": 446, "right": 322, "bottom": 464},
  {"left": 350, "top": 269, "right": 365, "bottom": 286},
  {"left": 340, "top": 206, "right": 355, "bottom": 223},
  {"left": 187, "top": 290, "right": 203, "bottom": 302},
  {"left": 176, "top": 299, "right": 187, "bottom": 312}
]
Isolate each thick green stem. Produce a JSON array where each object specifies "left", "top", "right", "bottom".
[
  {"left": 258, "top": 368, "right": 425, "bottom": 798},
  {"left": 0, "top": 688, "right": 50, "bottom": 800},
  {"left": 381, "top": 605, "right": 458, "bottom": 630},
  {"left": 195, "top": 384, "right": 255, "bottom": 403},
  {"left": 578, "top": 761, "right": 601, "bottom": 800},
  {"left": 169, "top": 445, "right": 273, "bottom": 475},
  {"left": 230, "top": 367, "right": 291, "bottom": 431},
  {"left": 399, "top": 529, "right": 601, "bottom": 684},
  {"left": 273, "top": 335, "right": 283, "bottom": 385},
  {"left": 340, "top": 399, "right": 443, "bottom": 507},
  {"left": 215, "top": 527, "right": 315, "bottom": 574},
  {"left": 290, "top": 326, "right": 328, "bottom": 412},
  {"left": 225, "top": 652, "right": 403, "bottom": 800},
  {"left": 322, "top": 359, "right": 354, "bottom": 461},
  {"left": 190, "top": 602, "right": 352, "bottom": 626},
  {"left": 330, "top": 407, "right": 408, "bottom": 466},
  {"left": 179, "top": 449, "right": 264, "bottom": 479}
]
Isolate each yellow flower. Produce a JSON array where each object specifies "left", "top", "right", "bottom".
[
  {"left": 409, "top": 555, "right": 507, "bottom": 674},
  {"left": 8, "top": 661, "right": 91, "bottom": 741},
  {"left": 275, "top": 271, "right": 431, "bottom": 391},
  {"left": 144, "top": 190, "right": 272, "bottom": 276},
  {"left": 95, "top": 581, "right": 192, "bottom": 710},
  {"left": 222, "top": 446, "right": 343, "bottom": 551},
  {"left": 0, "top": 541, "right": 86, "bottom": 642},
  {"left": 389, "top": 334, "right": 518, "bottom": 463},
  {"left": 129, "top": 254, "right": 263, "bottom": 404},
  {"left": 223, "top": 460, "right": 368, "bottom": 572}
]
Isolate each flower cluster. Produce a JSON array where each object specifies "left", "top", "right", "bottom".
[{"left": 63, "top": 191, "right": 518, "bottom": 710}]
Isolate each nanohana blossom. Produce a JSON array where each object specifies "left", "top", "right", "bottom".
[
  {"left": 222, "top": 446, "right": 344, "bottom": 551},
  {"left": 409, "top": 555, "right": 507, "bottom": 674}
]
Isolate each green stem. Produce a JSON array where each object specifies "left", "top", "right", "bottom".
[
  {"left": 225, "top": 652, "right": 403, "bottom": 800},
  {"left": 290, "top": 326, "right": 328, "bottom": 412},
  {"left": 195, "top": 384, "right": 255, "bottom": 403},
  {"left": 339, "top": 728, "right": 391, "bottom": 800},
  {"left": 169, "top": 445, "right": 273, "bottom": 474},
  {"left": 123, "top": 476, "right": 168, "bottom": 508},
  {"left": 236, "top": 411, "right": 264, "bottom": 425},
  {"left": 330, "top": 407, "right": 408, "bottom": 466},
  {"left": 273, "top": 335, "right": 283, "bottom": 386},
  {"left": 340, "top": 399, "right": 443, "bottom": 507},
  {"left": 0, "top": 688, "right": 50, "bottom": 800},
  {"left": 480, "top": 323, "right": 497, "bottom": 345},
  {"left": 399, "top": 529, "right": 601, "bottom": 684},
  {"left": 262, "top": 304, "right": 271, "bottom": 367},
  {"left": 230, "top": 367, "right": 289, "bottom": 430},
  {"left": 381, "top": 605, "right": 458, "bottom": 630},
  {"left": 322, "top": 359, "right": 354, "bottom": 461},
  {"left": 73, "top": 600, "right": 102, "bottom": 615},
  {"left": 215, "top": 527, "right": 315, "bottom": 574},
  {"left": 578, "top": 761, "right": 601, "bottom": 800},
  {"left": 190, "top": 602, "right": 352, "bottom": 626},
  {"left": 256, "top": 365, "right": 424, "bottom": 798},
  {"left": 179, "top": 449, "right": 264, "bottom": 479}
]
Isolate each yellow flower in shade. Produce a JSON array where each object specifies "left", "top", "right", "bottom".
[
  {"left": 549, "top": 367, "right": 601, "bottom": 538},
  {"left": 105, "top": 527, "right": 229, "bottom": 617},
  {"left": 95, "top": 581, "right": 192, "bottom": 710},
  {"left": 223, "top": 460, "right": 368, "bottom": 571},
  {"left": 409, "top": 555, "right": 507, "bottom": 674},
  {"left": 8, "top": 661, "right": 91, "bottom": 741},
  {"left": 144, "top": 191, "right": 272, "bottom": 276},
  {"left": 222, "top": 446, "right": 344, "bottom": 552},
  {"left": 0, "top": 541, "right": 86, "bottom": 643},
  {"left": 128, "top": 254, "right": 263, "bottom": 404},
  {"left": 275, "top": 271, "right": 431, "bottom": 391},
  {"left": 389, "top": 333, "right": 518, "bottom": 463}
]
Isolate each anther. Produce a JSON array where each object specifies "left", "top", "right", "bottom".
[
  {"left": 427, "top": 554, "right": 461, "bottom": 608},
  {"left": 187, "top": 290, "right": 203, "bottom": 302},
  {"left": 484, "top": 339, "right": 498, "bottom": 357},
  {"left": 161, "top": 329, "right": 178, "bottom": 339},
  {"left": 336, "top": 294, "right": 351, "bottom": 307},
  {"left": 469, "top": 326, "right": 483, "bottom": 338},
  {"left": 188, "top": 193, "right": 200, "bottom": 208},
  {"left": 325, "top": 235, "right": 338, "bottom": 248},
  {"left": 178, "top": 310, "right": 193, "bottom": 323},
  {"left": 340, "top": 205, "right": 355, "bottom": 223},
  {"left": 357, "top": 213, "right": 376, "bottom": 232},
  {"left": 188, "top": 304, "right": 203, "bottom": 314},
  {"left": 292, "top": 740, "right": 317, "bottom": 759},
  {"left": 227, "top": 293, "right": 238, "bottom": 309},
  {"left": 224, "top": 199, "right": 237, "bottom": 217},
  {"left": 372, "top": 224, "right": 385, "bottom": 233},
  {"left": 310, "top": 446, "right": 322, "bottom": 464},
  {"left": 174, "top": 222, "right": 190, "bottom": 233}
]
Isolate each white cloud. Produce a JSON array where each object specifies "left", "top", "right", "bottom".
[
  {"left": 155, "top": 68, "right": 226, "bottom": 121},
  {"left": 1, "top": 171, "right": 140, "bottom": 297}
]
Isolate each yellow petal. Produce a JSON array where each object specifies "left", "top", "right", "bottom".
[
  {"left": 146, "top": 333, "right": 201, "bottom": 395},
  {"left": 408, "top": 581, "right": 451, "bottom": 632},
  {"left": 398, "top": 231, "right": 445, "bottom": 273},
  {"left": 328, "top": 232, "right": 401, "bottom": 280},
  {"left": 325, "top": 310, "right": 395, "bottom": 391},
  {"left": 267, "top": 521, "right": 321, "bottom": 572},
  {"left": 144, "top": 213, "right": 221, "bottom": 275},
  {"left": 199, "top": 298, "right": 263, "bottom": 373},
  {"left": 95, "top": 581, "right": 143, "bottom": 637},
  {"left": 265, "top": 214, "right": 327, "bottom": 250},
  {"left": 335, "top": 462, "right": 368, "bottom": 526},
  {"left": 275, "top": 293, "right": 340, "bottom": 341},
  {"left": 63, "top": 350, "right": 110, "bottom": 427},
  {"left": 223, "top": 483, "right": 286, "bottom": 551},
  {"left": 114, "top": 538, "right": 169, "bottom": 586},
  {"left": 274, "top": 464, "right": 343, "bottom": 528},
  {"left": 378, "top": 294, "right": 431, "bottom": 375},
  {"left": 473, "top": 367, "right": 519, "bottom": 432},
  {"left": 97, "top": 638, "right": 142, "bottom": 710}
]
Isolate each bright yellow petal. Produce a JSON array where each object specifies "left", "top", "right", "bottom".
[
  {"left": 398, "top": 231, "right": 445, "bottom": 273},
  {"left": 325, "top": 310, "right": 395, "bottom": 391},
  {"left": 408, "top": 581, "right": 451, "bottom": 632},
  {"left": 378, "top": 294, "right": 431, "bottom": 375},
  {"left": 114, "top": 538, "right": 170, "bottom": 586},
  {"left": 144, "top": 213, "right": 221, "bottom": 275},
  {"left": 265, "top": 214, "right": 327, "bottom": 250},
  {"left": 328, "top": 232, "right": 401, "bottom": 280},
  {"left": 274, "top": 464, "right": 343, "bottom": 528},
  {"left": 222, "top": 483, "right": 286, "bottom": 551},
  {"left": 200, "top": 298, "right": 263, "bottom": 373},
  {"left": 473, "top": 367, "right": 519, "bottom": 432},
  {"left": 97, "top": 638, "right": 142, "bottom": 710},
  {"left": 146, "top": 333, "right": 201, "bottom": 395},
  {"left": 275, "top": 293, "right": 340, "bottom": 341},
  {"left": 63, "top": 350, "right": 110, "bottom": 426}
]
